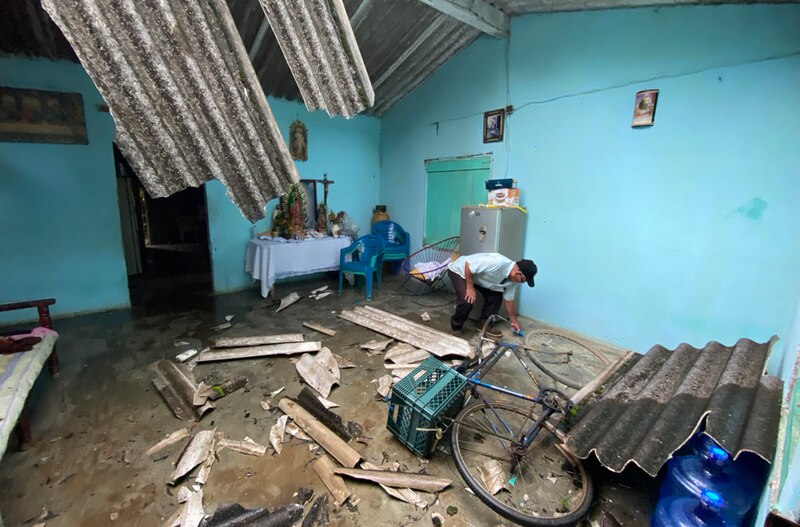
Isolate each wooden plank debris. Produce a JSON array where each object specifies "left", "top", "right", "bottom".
[
  {"left": 340, "top": 307, "right": 473, "bottom": 359},
  {"left": 303, "top": 322, "right": 336, "bottom": 336},
  {"left": 278, "top": 399, "right": 361, "bottom": 468},
  {"left": 170, "top": 430, "right": 216, "bottom": 484},
  {"left": 145, "top": 428, "right": 189, "bottom": 457},
  {"left": 332, "top": 467, "right": 452, "bottom": 493},
  {"left": 313, "top": 455, "right": 352, "bottom": 507},
  {"left": 196, "top": 342, "right": 321, "bottom": 363},
  {"left": 213, "top": 334, "right": 304, "bottom": 348}
]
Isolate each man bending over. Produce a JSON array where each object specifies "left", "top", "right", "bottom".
[{"left": 447, "top": 253, "right": 537, "bottom": 338}]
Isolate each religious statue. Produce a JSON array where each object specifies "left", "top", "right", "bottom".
[
  {"left": 272, "top": 182, "right": 308, "bottom": 239},
  {"left": 289, "top": 119, "right": 308, "bottom": 161},
  {"left": 315, "top": 173, "right": 335, "bottom": 234}
]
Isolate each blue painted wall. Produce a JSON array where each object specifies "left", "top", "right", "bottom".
[
  {"left": 381, "top": 4, "right": 800, "bottom": 354},
  {"left": 207, "top": 97, "right": 381, "bottom": 293},
  {"left": 0, "top": 57, "right": 128, "bottom": 324}
]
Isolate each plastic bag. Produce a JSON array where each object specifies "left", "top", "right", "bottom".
[{"left": 339, "top": 212, "right": 360, "bottom": 239}]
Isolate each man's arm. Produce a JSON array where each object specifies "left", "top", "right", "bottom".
[
  {"left": 464, "top": 262, "right": 476, "bottom": 303},
  {"left": 504, "top": 298, "right": 520, "bottom": 332}
]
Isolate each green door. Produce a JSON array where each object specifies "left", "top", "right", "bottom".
[{"left": 424, "top": 156, "right": 491, "bottom": 245}]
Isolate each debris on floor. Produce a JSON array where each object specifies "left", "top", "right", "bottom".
[
  {"left": 332, "top": 353, "right": 356, "bottom": 368},
  {"left": 340, "top": 306, "right": 473, "bottom": 358},
  {"left": 210, "top": 322, "right": 232, "bottom": 332},
  {"left": 296, "top": 387, "right": 352, "bottom": 441},
  {"left": 176, "top": 348, "right": 200, "bottom": 363},
  {"left": 312, "top": 455, "right": 352, "bottom": 508},
  {"left": 145, "top": 428, "right": 190, "bottom": 457},
  {"left": 359, "top": 338, "right": 393, "bottom": 357},
  {"left": 301, "top": 494, "right": 329, "bottom": 526},
  {"left": 269, "top": 386, "right": 286, "bottom": 398},
  {"left": 214, "top": 334, "right": 304, "bottom": 348},
  {"left": 170, "top": 430, "right": 216, "bottom": 484},
  {"left": 199, "top": 502, "right": 303, "bottom": 527},
  {"left": 217, "top": 436, "right": 267, "bottom": 457},
  {"left": 476, "top": 459, "right": 509, "bottom": 496},
  {"left": 270, "top": 415, "right": 289, "bottom": 454},
  {"left": 196, "top": 341, "right": 321, "bottom": 363},
  {"left": 260, "top": 401, "right": 271, "bottom": 411},
  {"left": 206, "top": 377, "right": 248, "bottom": 400},
  {"left": 294, "top": 348, "right": 340, "bottom": 398},
  {"left": 276, "top": 292, "right": 301, "bottom": 312},
  {"left": 420, "top": 312, "right": 431, "bottom": 321},
  {"left": 303, "top": 321, "right": 337, "bottom": 336},
  {"left": 333, "top": 467, "right": 452, "bottom": 493},
  {"left": 278, "top": 398, "right": 361, "bottom": 468},
  {"left": 373, "top": 374, "right": 393, "bottom": 398},
  {"left": 311, "top": 286, "right": 329, "bottom": 295},
  {"left": 151, "top": 360, "right": 215, "bottom": 421},
  {"left": 384, "top": 343, "right": 429, "bottom": 364}
]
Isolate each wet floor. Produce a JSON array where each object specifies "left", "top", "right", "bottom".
[{"left": 0, "top": 273, "right": 655, "bottom": 526}]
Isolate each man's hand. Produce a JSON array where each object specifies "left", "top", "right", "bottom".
[
  {"left": 510, "top": 319, "right": 521, "bottom": 333},
  {"left": 465, "top": 286, "right": 476, "bottom": 304}
]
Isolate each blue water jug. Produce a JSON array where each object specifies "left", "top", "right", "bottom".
[
  {"left": 652, "top": 490, "right": 726, "bottom": 527},
  {"left": 684, "top": 434, "right": 767, "bottom": 497},
  {"left": 660, "top": 445, "right": 750, "bottom": 526}
]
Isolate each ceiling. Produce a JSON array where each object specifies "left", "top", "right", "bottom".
[{"left": 1, "top": 0, "right": 794, "bottom": 117}]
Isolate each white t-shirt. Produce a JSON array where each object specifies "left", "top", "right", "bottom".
[{"left": 448, "top": 253, "right": 518, "bottom": 301}]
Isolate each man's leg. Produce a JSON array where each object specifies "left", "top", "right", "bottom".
[
  {"left": 475, "top": 286, "right": 503, "bottom": 321},
  {"left": 448, "top": 270, "right": 473, "bottom": 334}
]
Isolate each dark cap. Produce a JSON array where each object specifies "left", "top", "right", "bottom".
[{"left": 517, "top": 259, "right": 537, "bottom": 287}]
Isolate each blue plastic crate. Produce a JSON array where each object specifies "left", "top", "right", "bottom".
[{"left": 386, "top": 356, "right": 467, "bottom": 458}]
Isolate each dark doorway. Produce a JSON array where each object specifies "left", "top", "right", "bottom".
[{"left": 113, "top": 144, "right": 213, "bottom": 307}]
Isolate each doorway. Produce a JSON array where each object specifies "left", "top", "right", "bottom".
[
  {"left": 424, "top": 155, "right": 492, "bottom": 245},
  {"left": 114, "top": 144, "right": 212, "bottom": 307}
]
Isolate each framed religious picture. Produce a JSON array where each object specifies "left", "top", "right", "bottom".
[
  {"left": 483, "top": 109, "right": 504, "bottom": 143},
  {"left": 0, "top": 87, "right": 88, "bottom": 144},
  {"left": 290, "top": 119, "right": 308, "bottom": 160},
  {"left": 631, "top": 89, "right": 659, "bottom": 127},
  {"left": 299, "top": 179, "right": 317, "bottom": 229}
]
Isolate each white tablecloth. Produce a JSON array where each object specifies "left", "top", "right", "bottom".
[{"left": 245, "top": 236, "right": 352, "bottom": 297}]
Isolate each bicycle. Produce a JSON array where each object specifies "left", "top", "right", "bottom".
[
  {"left": 523, "top": 329, "right": 610, "bottom": 390},
  {"left": 446, "top": 315, "right": 594, "bottom": 526}
]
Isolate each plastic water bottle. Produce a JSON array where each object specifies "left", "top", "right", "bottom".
[
  {"left": 683, "top": 434, "right": 767, "bottom": 498},
  {"left": 660, "top": 445, "right": 750, "bottom": 525},
  {"left": 652, "top": 489, "right": 726, "bottom": 527}
]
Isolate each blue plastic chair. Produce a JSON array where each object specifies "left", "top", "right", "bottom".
[
  {"left": 371, "top": 220, "right": 409, "bottom": 273},
  {"left": 338, "top": 235, "right": 385, "bottom": 300}
]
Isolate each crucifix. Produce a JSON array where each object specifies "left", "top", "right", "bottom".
[
  {"left": 314, "top": 173, "right": 335, "bottom": 232},
  {"left": 316, "top": 173, "right": 335, "bottom": 206}
]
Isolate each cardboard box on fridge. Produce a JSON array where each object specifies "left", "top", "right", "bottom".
[{"left": 488, "top": 188, "right": 520, "bottom": 207}]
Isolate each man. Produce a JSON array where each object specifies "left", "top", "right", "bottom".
[{"left": 447, "top": 253, "right": 537, "bottom": 338}]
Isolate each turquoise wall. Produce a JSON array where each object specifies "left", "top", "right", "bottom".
[
  {"left": 381, "top": 4, "right": 800, "bottom": 353},
  {"left": 0, "top": 57, "right": 128, "bottom": 324},
  {"left": 207, "top": 97, "right": 381, "bottom": 293}
]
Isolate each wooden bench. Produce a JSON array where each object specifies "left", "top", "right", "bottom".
[{"left": 0, "top": 299, "right": 59, "bottom": 454}]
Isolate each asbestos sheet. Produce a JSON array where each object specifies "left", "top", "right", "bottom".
[
  {"left": 41, "top": 0, "right": 299, "bottom": 222},
  {"left": 564, "top": 337, "right": 783, "bottom": 477},
  {"left": 150, "top": 360, "right": 214, "bottom": 421},
  {"left": 257, "top": 0, "right": 374, "bottom": 118}
]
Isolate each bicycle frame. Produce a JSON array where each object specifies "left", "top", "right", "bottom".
[{"left": 463, "top": 339, "right": 562, "bottom": 450}]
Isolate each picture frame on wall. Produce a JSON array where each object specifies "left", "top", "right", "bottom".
[
  {"left": 631, "top": 89, "right": 659, "bottom": 127},
  {"left": 483, "top": 109, "right": 505, "bottom": 143},
  {"left": 0, "top": 87, "right": 88, "bottom": 144},
  {"left": 299, "top": 179, "right": 318, "bottom": 230}
]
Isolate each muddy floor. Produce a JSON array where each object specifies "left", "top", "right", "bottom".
[{"left": 0, "top": 273, "right": 655, "bottom": 526}]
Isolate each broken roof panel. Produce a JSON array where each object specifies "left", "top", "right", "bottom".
[
  {"left": 257, "top": 0, "right": 374, "bottom": 118},
  {"left": 565, "top": 337, "right": 783, "bottom": 477},
  {"left": 42, "top": 0, "right": 299, "bottom": 222}
]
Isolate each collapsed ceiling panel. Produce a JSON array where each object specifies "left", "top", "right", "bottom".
[
  {"left": 42, "top": 0, "right": 299, "bottom": 222},
  {"left": 257, "top": 0, "right": 374, "bottom": 118},
  {"left": 565, "top": 337, "right": 783, "bottom": 477}
]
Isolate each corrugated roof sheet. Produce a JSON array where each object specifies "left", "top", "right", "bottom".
[
  {"left": 41, "top": 0, "right": 299, "bottom": 222},
  {"left": 565, "top": 337, "right": 783, "bottom": 477},
  {"left": 257, "top": 0, "right": 374, "bottom": 118},
  {"left": 0, "top": 0, "right": 76, "bottom": 62}
]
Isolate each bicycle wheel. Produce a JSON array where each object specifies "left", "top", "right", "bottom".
[
  {"left": 450, "top": 401, "right": 593, "bottom": 526},
  {"left": 523, "top": 330, "right": 609, "bottom": 390}
]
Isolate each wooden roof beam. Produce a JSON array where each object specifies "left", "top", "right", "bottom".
[{"left": 416, "top": 0, "right": 508, "bottom": 38}]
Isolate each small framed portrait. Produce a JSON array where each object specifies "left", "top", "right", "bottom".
[
  {"left": 483, "top": 109, "right": 505, "bottom": 143},
  {"left": 632, "top": 89, "right": 659, "bottom": 127}
]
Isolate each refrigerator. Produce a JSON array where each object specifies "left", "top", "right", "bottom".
[{"left": 459, "top": 206, "right": 527, "bottom": 320}]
